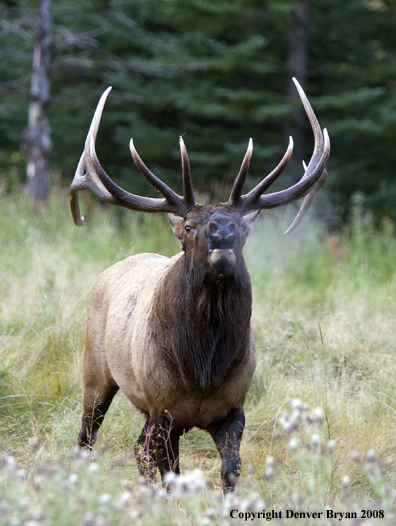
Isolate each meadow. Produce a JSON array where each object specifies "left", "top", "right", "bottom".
[{"left": 1, "top": 187, "right": 396, "bottom": 525}]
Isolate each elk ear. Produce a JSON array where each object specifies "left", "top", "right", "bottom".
[
  {"left": 168, "top": 213, "right": 184, "bottom": 239},
  {"left": 244, "top": 210, "right": 261, "bottom": 225}
]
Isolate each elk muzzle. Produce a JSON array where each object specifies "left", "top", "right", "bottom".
[{"left": 207, "top": 217, "right": 238, "bottom": 273}]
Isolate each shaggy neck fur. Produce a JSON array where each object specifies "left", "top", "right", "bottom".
[{"left": 149, "top": 250, "right": 252, "bottom": 389}]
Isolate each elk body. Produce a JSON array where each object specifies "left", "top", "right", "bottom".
[{"left": 70, "top": 78, "right": 330, "bottom": 491}]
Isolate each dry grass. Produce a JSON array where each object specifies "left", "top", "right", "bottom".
[{"left": 1, "top": 189, "right": 396, "bottom": 523}]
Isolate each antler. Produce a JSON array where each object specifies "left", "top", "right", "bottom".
[
  {"left": 228, "top": 78, "right": 330, "bottom": 233},
  {"left": 70, "top": 88, "right": 195, "bottom": 226}
]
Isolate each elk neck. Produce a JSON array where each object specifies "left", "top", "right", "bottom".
[{"left": 149, "top": 249, "right": 253, "bottom": 390}]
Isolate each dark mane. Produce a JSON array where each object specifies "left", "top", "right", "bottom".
[{"left": 150, "top": 253, "right": 252, "bottom": 389}]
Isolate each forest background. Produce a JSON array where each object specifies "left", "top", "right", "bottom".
[{"left": 2, "top": 0, "right": 396, "bottom": 223}]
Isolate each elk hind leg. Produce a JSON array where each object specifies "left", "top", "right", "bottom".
[
  {"left": 78, "top": 381, "right": 119, "bottom": 449},
  {"left": 134, "top": 415, "right": 156, "bottom": 482},
  {"left": 156, "top": 415, "right": 181, "bottom": 483},
  {"left": 134, "top": 414, "right": 180, "bottom": 485}
]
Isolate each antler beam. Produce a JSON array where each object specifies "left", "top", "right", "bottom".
[
  {"left": 228, "top": 78, "right": 330, "bottom": 233},
  {"left": 70, "top": 88, "right": 195, "bottom": 226}
]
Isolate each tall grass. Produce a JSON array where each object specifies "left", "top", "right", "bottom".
[{"left": 1, "top": 188, "right": 396, "bottom": 523}]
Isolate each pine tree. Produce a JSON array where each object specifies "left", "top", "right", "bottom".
[{"left": 2, "top": 0, "right": 396, "bottom": 221}]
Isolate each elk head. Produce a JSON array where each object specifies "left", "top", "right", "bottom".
[
  {"left": 70, "top": 79, "right": 330, "bottom": 260},
  {"left": 167, "top": 204, "right": 256, "bottom": 276}
]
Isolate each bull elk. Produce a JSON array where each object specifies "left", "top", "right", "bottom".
[{"left": 70, "top": 78, "right": 330, "bottom": 492}]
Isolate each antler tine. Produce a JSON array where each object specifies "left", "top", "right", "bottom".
[
  {"left": 70, "top": 87, "right": 121, "bottom": 226},
  {"left": 129, "top": 139, "right": 186, "bottom": 212},
  {"left": 71, "top": 153, "right": 117, "bottom": 227},
  {"left": 229, "top": 138, "right": 253, "bottom": 206},
  {"left": 234, "top": 136, "right": 294, "bottom": 212},
  {"left": 179, "top": 136, "right": 195, "bottom": 211},
  {"left": 254, "top": 128, "right": 330, "bottom": 210},
  {"left": 258, "top": 128, "right": 330, "bottom": 208},
  {"left": 292, "top": 77, "right": 323, "bottom": 179},
  {"left": 70, "top": 154, "right": 87, "bottom": 227},
  {"left": 88, "top": 137, "right": 182, "bottom": 215},
  {"left": 70, "top": 88, "right": 191, "bottom": 224},
  {"left": 284, "top": 166, "right": 328, "bottom": 235},
  {"left": 229, "top": 79, "right": 329, "bottom": 222}
]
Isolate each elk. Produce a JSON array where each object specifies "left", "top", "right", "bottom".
[{"left": 70, "top": 78, "right": 330, "bottom": 492}]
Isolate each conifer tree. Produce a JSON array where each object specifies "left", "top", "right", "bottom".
[{"left": 2, "top": 0, "right": 396, "bottom": 220}]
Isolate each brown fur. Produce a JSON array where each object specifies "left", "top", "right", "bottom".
[
  {"left": 78, "top": 204, "right": 258, "bottom": 491},
  {"left": 150, "top": 247, "right": 252, "bottom": 389}
]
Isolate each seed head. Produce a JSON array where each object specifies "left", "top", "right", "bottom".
[
  {"left": 328, "top": 439, "right": 336, "bottom": 454},
  {"left": 365, "top": 450, "right": 377, "bottom": 463},
  {"left": 2, "top": 456, "right": 16, "bottom": 472},
  {"left": 289, "top": 438, "right": 300, "bottom": 454},
  {"left": 313, "top": 407, "right": 324, "bottom": 425},
  {"left": 88, "top": 462, "right": 100, "bottom": 473},
  {"left": 311, "top": 434, "right": 320, "bottom": 451},
  {"left": 341, "top": 475, "right": 350, "bottom": 488},
  {"left": 291, "top": 398, "right": 303, "bottom": 410}
]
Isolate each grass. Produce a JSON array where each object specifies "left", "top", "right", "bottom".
[{"left": 1, "top": 187, "right": 396, "bottom": 524}]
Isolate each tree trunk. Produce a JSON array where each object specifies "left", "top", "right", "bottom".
[
  {"left": 285, "top": 1, "right": 309, "bottom": 179},
  {"left": 25, "top": 0, "right": 53, "bottom": 201}
]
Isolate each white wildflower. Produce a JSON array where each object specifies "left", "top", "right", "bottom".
[
  {"left": 341, "top": 475, "right": 350, "bottom": 487},
  {"left": 289, "top": 437, "right": 300, "bottom": 454},
  {"left": 16, "top": 468, "right": 27, "bottom": 480},
  {"left": 265, "top": 465, "right": 274, "bottom": 479},
  {"left": 313, "top": 407, "right": 324, "bottom": 425},
  {"left": 69, "top": 473, "right": 78, "bottom": 486},
  {"left": 366, "top": 449, "right": 377, "bottom": 463},
  {"left": 206, "top": 508, "right": 216, "bottom": 519},
  {"left": 33, "top": 474, "right": 44, "bottom": 487},
  {"left": 328, "top": 439, "right": 336, "bottom": 454},
  {"left": 223, "top": 492, "right": 238, "bottom": 511},
  {"left": 266, "top": 455, "right": 275, "bottom": 466},
  {"left": 279, "top": 415, "right": 294, "bottom": 433},
  {"left": 239, "top": 498, "right": 251, "bottom": 512},
  {"left": 117, "top": 491, "right": 131, "bottom": 508},
  {"left": 291, "top": 398, "right": 303, "bottom": 410},
  {"left": 88, "top": 462, "right": 100, "bottom": 473},
  {"left": 163, "top": 471, "right": 176, "bottom": 485},
  {"left": 311, "top": 434, "right": 320, "bottom": 450},
  {"left": 3, "top": 456, "right": 16, "bottom": 472},
  {"left": 169, "top": 469, "right": 206, "bottom": 498},
  {"left": 99, "top": 493, "right": 112, "bottom": 504},
  {"left": 290, "top": 409, "right": 302, "bottom": 423},
  {"left": 79, "top": 448, "right": 90, "bottom": 460}
]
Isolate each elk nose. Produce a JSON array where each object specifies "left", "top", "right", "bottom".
[{"left": 209, "top": 220, "right": 237, "bottom": 243}]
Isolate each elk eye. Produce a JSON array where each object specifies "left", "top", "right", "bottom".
[{"left": 185, "top": 225, "right": 193, "bottom": 233}]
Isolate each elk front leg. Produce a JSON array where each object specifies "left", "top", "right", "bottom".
[{"left": 206, "top": 407, "right": 245, "bottom": 492}]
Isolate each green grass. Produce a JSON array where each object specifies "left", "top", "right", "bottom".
[{"left": 1, "top": 188, "right": 396, "bottom": 524}]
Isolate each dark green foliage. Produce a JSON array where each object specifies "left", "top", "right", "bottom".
[
  {"left": 1, "top": 0, "right": 396, "bottom": 220},
  {"left": 309, "top": 0, "right": 396, "bottom": 220}
]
